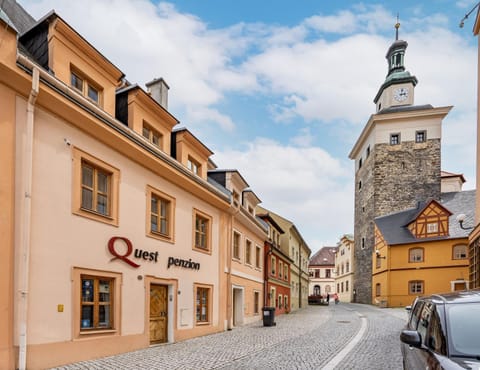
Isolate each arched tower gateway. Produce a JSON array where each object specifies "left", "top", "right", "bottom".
[{"left": 349, "top": 22, "right": 452, "bottom": 304}]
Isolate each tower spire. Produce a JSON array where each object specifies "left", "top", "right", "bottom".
[{"left": 395, "top": 14, "right": 400, "bottom": 41}]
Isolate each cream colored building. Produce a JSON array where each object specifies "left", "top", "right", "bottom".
[
  {"left": 308, "top": 247, "right": 338, "bottom": 299},
  {"left": 208, "top": 170, "right": 267, "bottom": 327},
  {"left": 334, "top": 234, "right": 354, "bottom": 303},
  {"left": 0, "top": 5, "right": 261, "bottom": 369}
]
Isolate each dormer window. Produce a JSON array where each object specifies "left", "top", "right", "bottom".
[
  {"left": 427, "top": 222, "right": 438, "bottom": 234},
  {"left": 232, "top": 191, "right": 240, "bottom": 207},
  {"left": 70, "top": 69, "right": 101, "bottom": 105},
  {"left": 142, "top": 123, "right": 163, "bottom": 149},
  {"left": 187, "top": 157, "right": 200, "bottom": 175}
]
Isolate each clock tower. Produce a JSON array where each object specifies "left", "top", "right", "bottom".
[
  {"left": 373, "top": 22, "right": 418, "bottom": 112},
  {"left": 349, "top": 21, "right": 452, "bottom": 304}
]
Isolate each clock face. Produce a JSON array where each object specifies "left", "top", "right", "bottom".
[{"left": 393, "top": 87, "right": 409, "bottom": 102}]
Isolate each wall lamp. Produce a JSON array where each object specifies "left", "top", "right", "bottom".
[
  {"left": 375, "top": 250, "right": 386, "bottom": 259},
  {"left": 456, "top": 213, "right": 473, "bottom": 230},
  {"left": 459, "top": 1, "right": 480, "bottom": 28}
]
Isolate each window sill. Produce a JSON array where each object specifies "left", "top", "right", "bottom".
[
  {"left": 193, "top": 246, "right": 212, "bottom": 255},
  {"left": 76, "top": 328, "right": 118, "bottom": 339},
  {"left": 195, "top": 322, "right": 211, "bottom": 326},
  {"left": 148, "top": 231, "right": 174, "bottom": 244}
]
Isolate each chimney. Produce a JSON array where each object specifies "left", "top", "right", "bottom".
[{"left": 145, "top": 77, "right": 169, "bottom": 110}]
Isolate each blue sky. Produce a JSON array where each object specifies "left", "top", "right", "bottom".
[{"left": 21, "top": 0, "right": 478, "bottom": 253}]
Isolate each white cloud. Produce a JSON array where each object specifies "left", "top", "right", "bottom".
[{"left": 213, "top": 138, "right": 354, "bottom": 251}]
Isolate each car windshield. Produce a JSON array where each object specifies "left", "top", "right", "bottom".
[{"left": 446, "top": 303, "right": 480, "bottom": 357}]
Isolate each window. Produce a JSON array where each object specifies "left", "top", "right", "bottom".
[
  {"left": 346, "top": 281, "right": 349, "bottom": 292},
  {"left": 416, "top": 130, "right": 426, "bottom": 143},
  {"left": 81, "top": 275, "right": 113, "bottom": 330},
  {"left": 375, "top": 283, "right": 381, "bottom": 296},
  {"left": 193, "top": 209, "right": 212, "bottom": 253},
  {"left": 232, "top": 191, "right": 240, "bottom": 207},
  {"left": 233, "top": 232, "right": 241, "bottom": 260},
  {"left": 72, "top": 148, "right": 119, "bottom": 226},
  {"left": 245, "top": 240, "right": 252, "bottom": 265},
  {"left": 187, "top": 156, "right": 201, "bottom": 175},
  {"left": 279, "top": 261, "right": 283, "bottom": 278},
  {"left": 427, "top": 223, "right": 438, "bottom": 234},
  {"left": 326, "top": 269, "right": 331, "bottom": 278},
  {"left": 271, "top": 256, "right": 276, "bottom": 275},
  {"left": 366, "top": 145, "right": 371, "bottom": 158},
  {"left": 195, "top": 284, "right": 212, "bottom": 324},
  {"left": 278, "top": 294, "right": 282, "bottom": 309},
  {"left": 314, "top": 269, "right": 320, "bottom": 278},
  {"left": 284, "top": 295, "right": 288, "bottom": 311},
  {"left": 361, "top": 238, "right": 365, "bottom": 250},
  {"left": 341, "top": 264, "right": 344, "bottom": 275},
  {"left": 284, "top": 265, "right": 288, "bottom": 281},
  {"left": 255, "top": 246, "right": 261, "bottom": 268},
  {"left": 409, "top": 280, "right": 424, "bottom": 294},
  {"left": 254, "top": 291, "right": 260, "bottom": 314},
  {"left": 142, "top": 122, "right": 163, "bottom": 149},
  {"left": 453, "top": 244, "right": 467, "bottom": 260},
  {"left": 376, "top": 255, "right": 382, "bottom": 268},
  {"left": 409, "top": 248, "right": 424, "bottom": 263},
  {"left": 147, "top": 186, "right": 175, "bottom": 242},
  {"left": 70, "top": 69, "right": 102, "bottom": 105},
  {"left": 359, "top": 158, "right": 363, "bottom": 169},
  {"left": 390, "top": 133, "right": 400, "bottom": 145},
  {"left": 358, "top": 181, "right": 362, "bottom": 190},
  {"left": 74, "top": 268, "right": 121, "bottom": 338},
  {"left": 270, "top": 288, "right": 275, "bottom": 306},
  {"left": 346, "top": 262, "right": 350, "bottom": 273},
  {"left": 341, "top": 282, "right": 344, "bottom": 293}
]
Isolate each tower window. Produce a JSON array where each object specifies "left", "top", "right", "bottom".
[
  {"left": 415, "top": 130, "right": 426, "bottom": 143},
  {"left": 361, "top": 238, "right": 365, "bottom": 250},
  {"left": 359, "top": 158, "right": 362, "bottom": 169},
  {"left": 366, "top": 146, "right": 370, "bottom": 158},
  {"left": 358, "top": 181, "right": 362, "bottom": 190},
  {"left": 390, "top": 133, "right": 400, "bottom": 145}
]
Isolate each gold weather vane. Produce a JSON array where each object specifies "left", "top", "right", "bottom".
[{"left": 395, "top": 13, "right": 400, "bottom": 40}]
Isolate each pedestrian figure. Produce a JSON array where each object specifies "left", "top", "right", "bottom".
[
  {"left": 334, "top": 293, "right": 339, "bottom": 304},
  {"left": 326, "top": 293, "right": 330, "bottom": 304}
]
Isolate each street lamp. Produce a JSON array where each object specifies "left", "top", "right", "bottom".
[
  {"left": 375, "top": 250, "right": 386, "bottom": 259},
  {"left": 456, "top": 213, "right": 473, "bottom": 230}
]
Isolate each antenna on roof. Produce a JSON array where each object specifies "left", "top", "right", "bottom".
[{"left": 395, "top": 13, "right": 400, "bottom": 40}]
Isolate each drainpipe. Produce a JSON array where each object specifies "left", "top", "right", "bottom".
[{"left": 18, "top": 66, "right": 39, "bottom": 370}]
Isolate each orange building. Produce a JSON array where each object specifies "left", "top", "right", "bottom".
[{"left": 373, "top": 191, "right": 474, "bottom": 308}]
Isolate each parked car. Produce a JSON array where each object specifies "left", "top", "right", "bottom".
[{"left": 400, "top": 289, "right": 480, "bottom": 369}]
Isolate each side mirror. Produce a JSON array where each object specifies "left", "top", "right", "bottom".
[{"left": 400, "top": 330, "right": 422, "bottom": 348}]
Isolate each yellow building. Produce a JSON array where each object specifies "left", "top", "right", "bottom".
[{"left": 373, "top": 192, "right": 474, "bottom": 308}]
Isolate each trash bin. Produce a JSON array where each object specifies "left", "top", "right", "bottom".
[{"left": 262, "top": 307, "right": 276, "bottom": 327}]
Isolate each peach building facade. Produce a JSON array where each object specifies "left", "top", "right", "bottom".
[{"left": 0, "top": 7, "right": 237, "bottom": 370}]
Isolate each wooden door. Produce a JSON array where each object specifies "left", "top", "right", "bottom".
[{"left": 150, "top": 285, "right": 168, "bottom": 344}]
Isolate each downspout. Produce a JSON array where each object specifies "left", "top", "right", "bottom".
[{"left": 18, "top": 66, "right": 39, "bottom": 370}]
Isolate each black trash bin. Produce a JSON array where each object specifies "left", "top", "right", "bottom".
[{"left": 262, "top": 307, "right": 276, "bottom": 326}]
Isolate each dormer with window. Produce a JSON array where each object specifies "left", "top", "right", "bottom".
[
  {"left": 407, "top": 200, "right": 451, "bottom": 239},
  {"left": 171, "top": 128, "right": 213, "bottom": 180},
  {"left": 243, "top": 189, "right": 261, "bottom": 216},
  {"left": 207, "top": 169, "right": 249, "bottom": 208},
  {"left": 19, "top": 12, "right": 124, "bottom": 116},
  {"left": 116, "top": 84, "right": 178, "bottom": 154}
]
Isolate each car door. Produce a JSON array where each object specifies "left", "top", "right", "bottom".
[
  {"left": 406, "top": 301, "right": 444, "bottom": 370},
  {"left": 403, "top": 299, "right": 425, "bottom": 369}
]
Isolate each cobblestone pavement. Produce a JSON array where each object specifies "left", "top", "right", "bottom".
[{"left": 51, "top": 304, "right": 408, "bottom": 370}]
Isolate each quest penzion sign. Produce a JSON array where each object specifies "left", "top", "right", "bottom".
[{"left": 107, "top": 236, "right": 200, "bottom": 271}]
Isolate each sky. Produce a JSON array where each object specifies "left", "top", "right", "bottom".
[{"left": 19, "top": 0, "right": 479, "bottom": 254}]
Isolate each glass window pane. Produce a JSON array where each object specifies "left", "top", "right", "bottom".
[
  {"left": 82, "top": 279, "right": 94, "bottom": 302},
  {"left": 97, "top": 194, "right": 107, "bottom": 215},
  {"left": 71, "top": 73, "right": 83, "bottom": 91},
  {"left": 97, "top": 172, "right": 108, "bottom": 193},
  {"left": 151, "top": 215, "right": 158, "bottom": 232},
  {"left": 160, "top": 219, "right": 167, "bottom": 234},
  {"left": 82, "top": 164, "right": 93, "bottom": 187},
  {"left": 160, "top": 200, "right": 167, "bottom": 217},
  {"left": 151, "top": 196, "right": 158, "bottom": 213},
  {"left": 152, "top": 134, "right": 159, "bottom": 146},
  {"left": 81, "top": 305, "right": 93, "bottom": 328},
  {"left": 81, "top": 188, "right": 93, "bottom": 210},
  {"left": 98, "top": 280, "right": 110, "bottom": 302},
  {"left": 98, "top": 305, "right": 110, "bottom": 327},
  {"left": 88, "top": 85, "right": 99, "bottom": 103},
  {"left": 143, "top": 126, "right": 150, "bottom": 139}
]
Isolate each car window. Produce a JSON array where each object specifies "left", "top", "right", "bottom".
[
  {"left": 409, "top": 300, "right": 424, "bottom": 329},
  {"left": 417, "top": 301, "right": 433, "bottom": 344},
  {"left": 447, "top": 303, "right": 480, "bottom": 357},
  {"left": 426, "top": 306, "right": 447, "bottom": 355}
]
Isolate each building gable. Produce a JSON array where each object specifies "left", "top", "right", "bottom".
[{"left": 407, "top": 200, "right": 452, "bottom": 239}]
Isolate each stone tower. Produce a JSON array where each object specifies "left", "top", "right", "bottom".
[{"left": 348, "top": 23, "right": 452, "bottom": 304}]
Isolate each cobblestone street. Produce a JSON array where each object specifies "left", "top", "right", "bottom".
[{"left": 51, "top": 303, "right": 407, "bottom": 370}]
